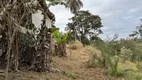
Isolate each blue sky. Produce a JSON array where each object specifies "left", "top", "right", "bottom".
[{"left": 49, "top": 0, "right": 142, "bottom": 39}]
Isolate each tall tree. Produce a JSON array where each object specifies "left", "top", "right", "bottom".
[
  {"left": 66, "top": 0, "right": 83, "bottom": 13},
  {"left": 46, "top": 0, "right": 83, "bottom": 14},
  {"left": 137, "top": 19, "right": 142, "bottom": 39},
  {"left": 66, "top": 10, "right": 103, "bottom": 45},
  {"left": 129, "top": 19, "right": 142, "bottom": 39},
  {"left": 0, "top": 0, "right": 84, "bottom": 76}
]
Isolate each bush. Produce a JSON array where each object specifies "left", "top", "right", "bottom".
[
  {"left": 89, "top": 36, "right": 123, "bottom": 77},
  {"left": 120, "top": 39, "right": 142, "bottom": 62},
  {"left": 89, "top": 36, "right": 142, "bottom": 78},
  {"left": 120, "top": 46, "right": 133, "bottom": 62},
  {"left": 81, "top": 35, "right": 90, "bottom": 46},
  {"left": 106, "top": 56, "right": 119, "bottom": 77},
  {"left": 88, "top": 54, "right": 104, "bottom": 68}
]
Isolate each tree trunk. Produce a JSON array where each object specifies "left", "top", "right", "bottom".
[
  {"left": 14, "top": 32, "right": 19, "bottom": 71},
  {"left": 55, "top": 43, "right": 66, "bottom": 57},
  {"left": 30, "top": 7, "right": 53, "bottom": 72},
  {"left": 5, "top": 27, "right": 16, "bottom": 80}
]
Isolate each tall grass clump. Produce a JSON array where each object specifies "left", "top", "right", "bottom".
[{"left": 88, "top": 36, "right": 122, "bottom": 77}]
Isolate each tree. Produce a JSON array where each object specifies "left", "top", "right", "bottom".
[
  {"left": 66, "top": 0, "right": 83, "bottom": 14},
  {"left": 137, "top": 19, "right": 142, "bottom": 39},
  {"left": 46, "top": 0, "right": 83, "bottom": 14},
  {"left": 66, "top": 10, "right": 103, "bottom": 45},
  {"left": 0, "top": 0, "right": 57, "bottom": 75},
  {"left": 129, "top": 19, "right": 142, "bottom": 39},
  {"left": 0, "top": 1, "right": 84, "bottom": 78}
]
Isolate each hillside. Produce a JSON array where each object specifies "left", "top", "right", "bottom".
[{"left": 0, "top": 41, "right": 108, "bottom": 80}]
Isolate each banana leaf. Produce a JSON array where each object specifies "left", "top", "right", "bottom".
[{"left": 53, "top": 30, "right": 69, "bottom": 44}]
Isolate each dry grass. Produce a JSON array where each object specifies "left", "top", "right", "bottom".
[
  {"left": 51, "top": 41, "right": 107, "bottom": 80},
  {"left": 0, "top": 41, "right": 107, "bottom": 80},
  {"left": 85, "top": 46, "right": 101, "bottom": 57},
  {"left": 66, "top": 41, "right": 83, "bottom": 50}
]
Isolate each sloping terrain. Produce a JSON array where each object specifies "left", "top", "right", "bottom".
[
  {"left": 51, "top": 42, "right": 107, "bottom": 80},
  {"left": 0, "top": 41, "right": 107, "bottom": 80}
]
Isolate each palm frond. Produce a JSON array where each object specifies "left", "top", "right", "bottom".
[{"left": 66, "top": 0, "right": 83, "bottom": 13}]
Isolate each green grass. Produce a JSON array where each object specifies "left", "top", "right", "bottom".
[
  {"left": 64, "top": 70, "right": 77, "bottom": 79},
  {"left": 118, "top": 60, "right": 138, "bottom": 72},
  {"left": 116, "top": 60, "right": 142, "bottom": 80}
]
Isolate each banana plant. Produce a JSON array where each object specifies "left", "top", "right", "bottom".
[{"left": 53, "top": 30, "right": 69, "bottom": 44}]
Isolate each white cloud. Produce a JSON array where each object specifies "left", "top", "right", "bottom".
[
  {"left": 49, "top": 5, "right": 73, "bottom": 29},
  {"left": 122, "top": 16, "right": 133, "bottom": 20},
  {"left": 102, "top": 27, "right": 109, "bottom": 30},
  {"left": 128, "top": 8, "right": 141, "bottom": 13},
  {"left": 46, "top": 0, "right": 142, "bottom": 39}
]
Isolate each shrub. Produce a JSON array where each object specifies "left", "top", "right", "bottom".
[
  {"left": 106, "top": 56, "right": 119, "bottom": 77},
  {"left": 88, "top": 54, "right": 104, "bottom": 68},
  {"left": 120, "top": 39, "right": 142, "bottom": 62},
  {"left": 120, "top": 46, "right": 133, "bottom": 62},
  {"left": 81, "top": 35, "right": 90, "bottom": 46},
  {"left": 89, "top": 36, "right": 122, "bottom": 77},
  {"left": 53, "top": 30, "right": 69, "bottom": 57},
  {"left": 89, "top": 36, "right": 142, "bottom": 78}
]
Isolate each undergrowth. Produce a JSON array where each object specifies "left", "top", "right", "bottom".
[{"left": 88, "top": 36, "right": 142, "bottom": 79}]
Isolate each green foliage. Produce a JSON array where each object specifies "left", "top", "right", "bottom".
[
  {"left": 129, "top": 19, "right": 142, "bottom": 38},
  {"left": 66, "top": 0, "right": 83, "bottom": 13},
  {"left": 88, "top": 54, "right": 104, "bottom": 68},
  {"left": 107, "top": 56, "right": 119, "bottom": 77},
  {"left": 89, "top": 37, "right": 107, "bottom": 68},
  {"left": 53, "top": 30, "right": 69, "bottom": 44},
  {"left": 64, "top": 70, "right": 77, "bottom": 79},
  {"left": 53, "top": 30, "right": 62, "bottom": 43},
  {"left": 49, "top": 27, "right": 59, "bottom": 33},
  {"left": 123, "top": 71, "right": 142, "bottom": 80},
  {"left": 46, "top": 0, "right": 67, "bottom": 7},
  {"left": 20, "top": 23, "right": 36, "bottom": 47},
  {"left": 136, "top": 62, "right": 142, "bottom": 72},
  {"left": 90, "top": 36, "right": 142, "bottom": 78},
  {"left": 88, "top": 47, "right": 120, "bottom": 77},
  {"left": 20, "top": 33, "right": 35, "bottom": 46},
  {"left": 66, "top": 10, "right": 103, "bottom": 45},
  {"left": 89, "top": 36, "right": 124, "bottom": 77},
  {"left": 68, "top": 72, "right": 77, "bottom": 79},
  {"left": 93, "top": 37, "right": 142, "bottom": 63},
  {"left": 81, "top": 35, "right": 90, "bottom": 46},
  {"left": 46, "top": 0, "right": 83, "bottom": 15},
  {"left": 26, "top": 23, "right": 37, "bottom": 31},
  {"left": 120, "top": 39, "right": 142, "bottom": 62},
  {"left": 120, "top": 46, "right": 133, "bottom": 62}
]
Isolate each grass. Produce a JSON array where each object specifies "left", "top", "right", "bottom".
[
  {"left": 123, "top": 71, "right": 142, "bottom": 80},
  {"left": 64, "top": 70, "right": 77, "bottom": 79},
  {"left": 136, "top": 62, "right": 142, "bottom": 72},
  {"left": 116, "top": 60, "right": 142, "bottom": 80},
  {"left": 118, "top": 60, "right": 138, "bottom": 72}
]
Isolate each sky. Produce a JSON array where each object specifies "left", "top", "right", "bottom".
[{"left": 34, "top": 0, "right": 142, "bottom": 39}]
